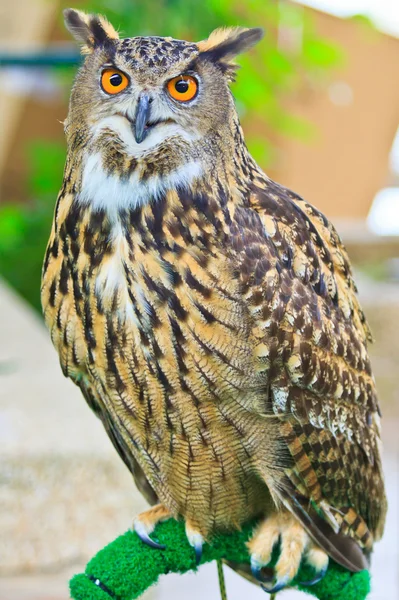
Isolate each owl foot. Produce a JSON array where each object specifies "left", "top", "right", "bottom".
[
  {"left": 186, "top": 521, "right": 204, "bottom": 565},
  {"left": 247, "top": 512, "right": 328, "bottom": 594},
  {"left": 133, "top": 506, "right": 204, "bottom": 563},
  {"left": 299, "top": 546, "right": 329, "bottom": 586},
  {"left": 132, "top": 503, "right": 172, "bottom": 550}
]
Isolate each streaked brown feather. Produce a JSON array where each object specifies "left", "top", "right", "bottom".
[
  {"left": 230, "top": 178, "right": 386, "bottom": 563},
  {"left": 41, "top": 22, "right": 386, "bottom": 578}
]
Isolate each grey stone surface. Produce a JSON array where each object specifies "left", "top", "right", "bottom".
[
  {"left": 0, "top": 279, "right": 151, "bottom": 596},
  {"left": 0, "top": 278, "right": 119, "bottom": 457}
]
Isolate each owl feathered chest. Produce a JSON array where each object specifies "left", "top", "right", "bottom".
[{"left": 42, "top": 188, "right": 262, "bottom": 425}]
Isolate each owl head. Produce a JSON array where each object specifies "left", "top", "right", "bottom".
[{"left": 64, "top": 8, "right": 263, "bottom": 174}]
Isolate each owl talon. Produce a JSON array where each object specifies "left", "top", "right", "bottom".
[
  {"left": 247, "top": 512, "right": 329, "bottom": 593},
  {"left": 185, "top": 523, "right": 205, "bottom": 566},
  {"left": 132, "top": 503, "right": 171, "bottom": 551},
  {"left": 250, "top": 559, "right": 274, "bottom": 584},
  {"left": 135, "top": 527, "right": 166, "bottom": 550},
  {"left": 300, "top": 564, "right": 328, "bottom": 587},
  {"left": 194, "top": 540, "right": 203, "bottom": 565},
  {"left": 261, "top": 576, "right": 289, "bottom": 594}
]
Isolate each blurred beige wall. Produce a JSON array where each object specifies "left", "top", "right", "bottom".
[
  {"left": 259, "top": 7, "right": 399, "bottom": 220},
  {"left": 0, "top": 0, "right": 59, "bottom": 196}
]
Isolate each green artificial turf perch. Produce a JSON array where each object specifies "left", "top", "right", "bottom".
[{"left": 69, "top": 518, "right": 371, "bottom": 600}]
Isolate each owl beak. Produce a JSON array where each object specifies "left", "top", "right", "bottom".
[{"left": 134, "top": 94, "right": 151, "bottom": 144}]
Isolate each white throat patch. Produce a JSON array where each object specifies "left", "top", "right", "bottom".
[{"left": 79, "top": 154, "right": 201, "bottom": 218}]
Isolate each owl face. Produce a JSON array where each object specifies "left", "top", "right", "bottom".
[
  {"left": 64, "top": 9, "right": 263, "bottom": 164},
  {"left": 69, "top": 35, "right": 226, "bottom": 155}
]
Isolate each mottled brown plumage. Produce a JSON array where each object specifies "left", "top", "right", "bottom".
[{"left": 41, "top": 8, "right": 386, "bottom": 593}]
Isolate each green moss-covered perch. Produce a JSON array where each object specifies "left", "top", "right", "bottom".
[{"left": 69, "top": 518, "right": 371, "bottom": 600}]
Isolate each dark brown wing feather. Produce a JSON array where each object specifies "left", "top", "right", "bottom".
[
  {"left": 79, "top": 379, "right": 158, "bottom": 506},
  {"left": 231, "top": 178, "right": 386, "bottom": 569}
]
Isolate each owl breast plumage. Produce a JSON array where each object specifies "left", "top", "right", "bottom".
[{"left": 41, "top": 8, "right": 386, "bottom": 590}]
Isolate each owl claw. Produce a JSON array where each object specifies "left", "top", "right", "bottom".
[
  {"left": 134, "top": 524, "right": 166, "bottom": 550},
  {"left": 251, "top": 553, "right": 289, "bottom": 593},
  {"left": 250, "top": 559, "right": 274, "bottom": 584},
  {"left": 185, "top": 525, "right": 204, "bottom": 566},
  {"left": 261, "top": 576, "right": 289, "bottom": 594},
  {"left": 300, "top": 564, "right": 328, "bottom": 587},
  {"left": 247, "top": 513, "right": 329, "bottom": 594},
  {"left": 132, "top": 505, "right": 171, "bottom": 551},
  {"left": 194, "top": 540, "right": 203, "bottom": 565}
]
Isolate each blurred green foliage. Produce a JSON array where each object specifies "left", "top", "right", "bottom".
[
  {"left": 0, "top": 0, "right": 343, "bottom": 312},
  {"left": 0, "top": 143, "right": 64, "bottom": 311}
]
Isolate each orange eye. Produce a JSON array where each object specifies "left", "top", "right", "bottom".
[
  {"left": 167, "top": 74, "right": 198, "bottom": 102},
  {"left": 101, "top": 69, "right": 129, "bottom": 95}
]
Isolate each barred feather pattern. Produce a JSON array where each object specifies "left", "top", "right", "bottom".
[{"left": 42, "top": 110, "right": 386, "bottom": 568}]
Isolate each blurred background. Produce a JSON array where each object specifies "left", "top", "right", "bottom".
[{"left": 0, "top": 0, "right": 398, "bottom": 599}]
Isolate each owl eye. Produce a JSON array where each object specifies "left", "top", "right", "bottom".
[
  {"left": 101, "top": 69, "right": 129, "bottom": 95},
  {"left": 167, "top": 74, "right": 198, "bottom": 102}
]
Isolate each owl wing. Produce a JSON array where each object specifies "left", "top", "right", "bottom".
[
  {"left": 232, "top": 179, "right": 386, "bottom": 570},
  {"left": 78, "top": 378, "right": 159, "bottom": 506}
]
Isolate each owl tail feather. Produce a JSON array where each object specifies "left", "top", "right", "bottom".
[{"left": 278, "top": 486, "right": 369, "bottom": 573}]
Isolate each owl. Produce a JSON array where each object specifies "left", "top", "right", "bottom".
[{"left": 41, "top": 8, "right": 386, "bottom": 594}]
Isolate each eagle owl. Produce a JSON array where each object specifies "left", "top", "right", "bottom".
[{"left": 41, "top": 8, "right": 386, "bottom": 594}]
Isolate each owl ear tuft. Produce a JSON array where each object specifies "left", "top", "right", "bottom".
[
  {"left": 64, "top": 8, "right": 119, "bottom": 54},
  {"left": 197, "top": 26, "right": 263, "bottom": 77}
]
